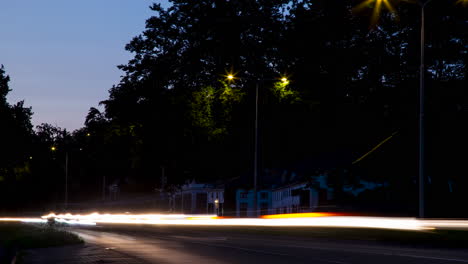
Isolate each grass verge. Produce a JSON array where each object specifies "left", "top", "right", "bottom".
[{"left": 0, "top": 222, "right": 83, "bottom": 249}]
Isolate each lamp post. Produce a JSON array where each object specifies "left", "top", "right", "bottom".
[
  {"left": 214, "top": 199, "right": 219, "bottom": 216},
  {"left": 358, "top": 0, "right": 466, "bottom": 219},
  {"left": 51, "top": 146, "right": 68, "bottom": 210},
  {"left": 417, "top": 0, "right": 432, "bottom": 219},
  {"left": 226, "top": 74, "right": 288, "bottom": 217}
]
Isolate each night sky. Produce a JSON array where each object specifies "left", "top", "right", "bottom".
[{"left": 0, "top": 0, "right": 170, "bottom": 131}]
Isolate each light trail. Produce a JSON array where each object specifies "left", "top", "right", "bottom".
[
  {"left": 37, "top": 213, "right": 440, "bottom": 230},
  {"left": 1, "top": 213, "right": 468, "bottom": 231},
  {"left": 261, "top": 212, "right": 342, "bottom": 219},
  {"left": 0, "top": 217, "right": 47, "bottom": 223}
]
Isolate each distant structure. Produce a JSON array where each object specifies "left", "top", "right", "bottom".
[
  {"left": 171, "top": 180, "right": 224, "bottom": 215},
  {"left": 236, "top": 189, "right": 271, "bottom": 217},
  {"left": 235, "top": 171, "right": 335, "bottom": 217}
]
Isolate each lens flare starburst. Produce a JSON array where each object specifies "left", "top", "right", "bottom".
[{"left": 354, "top": 0, "right": 397, "bottom": 26}]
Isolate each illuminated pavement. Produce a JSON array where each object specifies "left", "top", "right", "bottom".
[
  {"left": 46, "top": 225, "right": 468, "bottom": 264},
  {"left": 24, "top": 244, "right": 147, "bottom": 264},
  {"left": 5, "top": 213, "right": 468, "bottom": 263}
]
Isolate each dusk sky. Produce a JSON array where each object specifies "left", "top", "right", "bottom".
[{"left": 1, "top": 0, "right": 170, "bottom": 131}]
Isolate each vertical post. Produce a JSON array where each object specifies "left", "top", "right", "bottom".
[
  {"left": 102, "top": 175, "right": 106, "bottom": 201},
  {"left": 161, "top": 166, "right": 166, "bottom": 189},
  {"left": 419, "top": 5, "right": 425, "bottom": 219},
  {"left": 253, "top": 81, "right": 259, "bottom": 217},
  {"left": 65, "top": 151, "right": 68, "bottom": 210}
]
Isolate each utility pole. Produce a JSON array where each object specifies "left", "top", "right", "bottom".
[
  {"left": 102, "top": 175, "right": 106, "bottom": 201},
  {"left": 417, "top": 0, "right": 436, "bottom": 219},
  {"left": 418, "top": 1, "right": 427, "bottom": 219},
  {"left": 253, "top": 81, "right": 259, "bottom": 217}
]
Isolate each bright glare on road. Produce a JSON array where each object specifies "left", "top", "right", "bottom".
[{"left": 2, "top": 213, "right": 468, "bottom": 231}]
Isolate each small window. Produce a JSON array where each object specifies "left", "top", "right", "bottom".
[
  {"left": 260, "top": 192, "right": 268, "bottom": 199},
  {"left": 240, "top": 192, "right": 248, "bottom": 198}
]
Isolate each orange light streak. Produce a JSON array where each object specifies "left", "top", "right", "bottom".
[{"left": 261, "top": 212, "right": 342, "bottom": 219}]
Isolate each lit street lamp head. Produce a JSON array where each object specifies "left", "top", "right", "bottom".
[
  {"left": 355, "top": 0, "right": 396, "bottom": 25},
  {"left": 50, "top": 146, "right": 56, "bottom": 151}
]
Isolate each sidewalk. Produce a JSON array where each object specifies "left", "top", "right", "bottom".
[{"left": 23, "top": 244, "right": 147, "bottom": 264}]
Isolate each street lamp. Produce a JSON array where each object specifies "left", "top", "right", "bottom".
[
  {"left": 214, "top": 199, "right": 219, "bottom": 216},
  {"left": 226, "top": 73, "right": 289, "bottom": 217},
  {"left": 51, "top": 146, "right": 68, "bottom": 210},
  {"left": 359, "top": 0, "right": 466, "bottom": 218}
]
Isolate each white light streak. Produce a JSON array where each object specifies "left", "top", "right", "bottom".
[
  {"left": 37, "top": 213, "right": 439, "bottom": 230},
  {"left": 1, "top": 213, "right": 467, "bottom": 231},
  {"left": 0, "top": 218, "right": 47, "bottom": 223}
]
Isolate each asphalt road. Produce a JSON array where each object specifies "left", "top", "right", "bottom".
[{"left": 68, "top": 225, "right": 468, "bottom": 264}]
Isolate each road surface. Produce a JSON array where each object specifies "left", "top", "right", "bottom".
[{"left": 61, "top": 225, "right": 468, "bottom": 264}]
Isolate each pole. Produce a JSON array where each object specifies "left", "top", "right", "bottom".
[
  {"left": 418, "top": 4, "right": 425, "bottom": 219},
  {"left": 65, "top": 151, "right": 68, "bottom": 210},
  {"left": 102, "top": 175, "right": 106, "bottom": 201},
  {"left": 253, "top": 81, "right": 259, "bottom": 217}
]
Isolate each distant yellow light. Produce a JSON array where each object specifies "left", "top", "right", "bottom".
[
  {"left": 86, "top": 133, "right": 91, "bottom": 137},
  {"left": 227, "top": 75, "right": 234, "bottom": 80},
  {"left": 51, "top": 146, "right": 56, "bottom": 151},
  {"left": 456, "top": 0, "right": 468, "bottom": 6},
  {"left": 281, "top": 77, "right": 289, "bottom": 84}
]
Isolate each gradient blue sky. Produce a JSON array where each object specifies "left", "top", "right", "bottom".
[{"left": 1, "top": 0, "right": 170, "bottom": 131}]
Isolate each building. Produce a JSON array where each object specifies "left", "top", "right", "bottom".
[
  {"left": 172, "top": 181, "right": 224, "bottom": 215},
  {"left": 235, "top": 172, "right": 336, "bottom": 216},
  {"left": 236, "top": 189, "right": 271, "bottom": 217},
  {"left": 271, "top": 182, "right": 319, "bottom": 214},
  {"left": 207, "top": 188, "right": 224, "bottom": 215}
]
